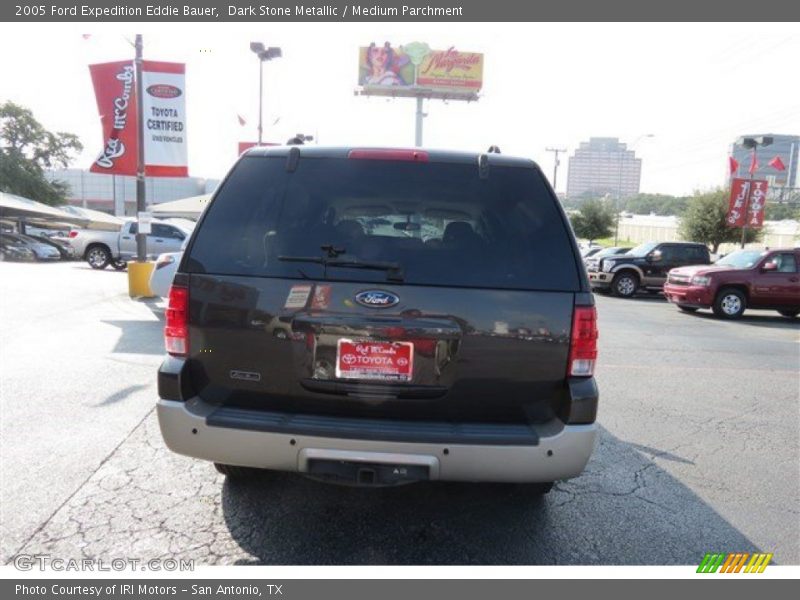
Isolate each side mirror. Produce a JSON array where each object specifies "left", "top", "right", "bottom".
[
  {"left": 648, "top": 250, "right": 662, "bottom": 262},
  {"left": 761, "top": 261, "right": 778, "bottom": 272}
]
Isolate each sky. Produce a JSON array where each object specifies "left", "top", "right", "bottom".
[{"left": 0, "top": 22, "right": 798, "bottom": 195}]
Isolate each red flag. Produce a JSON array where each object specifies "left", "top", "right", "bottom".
[
  {"left": 237, "top": 114, "right": 246, "bottom": 126},
  {"left": 748, "top": 152, "right": 759, "bottom": 174},
  {"left": 768, "top": 156, "right": 786, "bottom": 171},
  {"left": 728, "top": 156, "right": 739, "bottom": 175}
]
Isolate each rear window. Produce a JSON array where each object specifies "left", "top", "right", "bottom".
[{"left": 185, "top": 156, "right": 580, "bottom": 291}]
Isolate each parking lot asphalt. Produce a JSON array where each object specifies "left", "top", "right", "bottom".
[{"left": 1, "top": 262, "right": 798, "bottom": 565}]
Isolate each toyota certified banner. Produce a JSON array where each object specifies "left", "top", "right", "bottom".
[
  {"left": 89, "top": 60, "right": 187, "bottom": 177},
  {"left": 141, "top": 61, "right": 188, "bottom": 176}
]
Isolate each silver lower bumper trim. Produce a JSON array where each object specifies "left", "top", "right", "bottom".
[{"left": 157, "top": 398, "right": 597, "bottom": 483}]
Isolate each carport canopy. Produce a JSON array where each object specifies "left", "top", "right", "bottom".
[
  {"left": 0, "top": 191, "right": 89, "bottom": 229},
  {"left": 150, "top": 193, "right": 212, "bottom": 220}
]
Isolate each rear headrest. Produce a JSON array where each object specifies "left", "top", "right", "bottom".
[
  {"left": 443, "top": 221, "right": 477, "bottom": 244},
  {"left": 335, "top": 219, "right": 365, "bottom": 238}
]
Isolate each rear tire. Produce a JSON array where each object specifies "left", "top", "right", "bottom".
[
  {"left": 778, "top": 309, "right": 799, "bottom": 318},
  {"left": 611, "top": 271, "right": 639, "bottom": 298},
  {"left": 678, "top": 305, "right": 698, "bottom": 313},
  {"left": 214, "top": 463, "right": 258, "bottom": 478},
  {"left": 713, "top": 288, "right": 746, "bottom": 319},
  {"left": 530, "top": 481, "right": 554, "bottom": 494},
  {"left": 86, "top": 245, "right": 111, "bottom": 270}
]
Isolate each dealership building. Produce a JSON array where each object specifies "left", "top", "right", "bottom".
[
  {"left": 45, "top": 169, "right": 219, "bottom": 216},
  {"left": 566, "top": 137, "right": 643, "bottom": 199}
]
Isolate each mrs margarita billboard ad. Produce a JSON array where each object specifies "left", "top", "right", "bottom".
[{"left": 358, "top": 42, "right": 483, "bottom": 94}]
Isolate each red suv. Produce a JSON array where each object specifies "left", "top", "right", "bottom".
[{"left": 664, "top": 248, "right": 800, "bottom": 319}]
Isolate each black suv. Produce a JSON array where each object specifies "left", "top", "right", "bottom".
[
  {"left": 588, "top": 241, "right": 711, "bottom": 297},
  {"left": 157, "top": 147, "right": 598, "bottom": 490}
]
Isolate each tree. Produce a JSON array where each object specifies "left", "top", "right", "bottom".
[
  {"left": 678, "top": 188, "right": 762, "bottom": 253},
  {"left": 623, "top": 193, "right": 689, "bottom": 216},
  {"left": 569, "top": 198, "right": 615, "bottom": 242},
  {"left": 0, "top": 101, "right": 83, "bottom": 206}
]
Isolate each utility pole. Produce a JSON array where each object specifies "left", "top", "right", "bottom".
[{"left": 545, "top": 147, "right": 567, "bottom": 191}]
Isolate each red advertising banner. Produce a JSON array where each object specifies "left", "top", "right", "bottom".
[
  {"left": 89, "top": 61, "right": 138, "bottom": 176},
  {"left": 746, "top": 179, "right": 768, "bottom": 228},
  {"left": 726, "top": 178, "right": 768, "bottom": 228},
  {"left": 90, "top": 60, "right": 188, "bottom": 177}
]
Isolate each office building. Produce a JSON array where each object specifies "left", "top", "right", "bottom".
[{"left": 566, "top": 137, "right": 642, "bottom": 199}]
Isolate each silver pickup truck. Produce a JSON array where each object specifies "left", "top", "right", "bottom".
[{"left": 69, "top": 220, "right": 193, "bottom": 270}]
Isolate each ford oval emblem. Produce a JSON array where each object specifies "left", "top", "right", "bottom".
[{"left": 354, "top": 290, "right": 399, "bottom": 309}]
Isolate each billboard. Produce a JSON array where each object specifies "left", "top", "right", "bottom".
[
  {"left": 90, "top": 60, "right": 188, "bottom": 177},
  {"left": 358, "top": 42, "right": 483, "bottom": 99}
]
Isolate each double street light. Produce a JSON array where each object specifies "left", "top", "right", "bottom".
[
  {"left": 250, "top": 42, "right": 282, "bottom": 146},
  {"left": 735, "top": 135, "right": 773, "bottom": 248}
]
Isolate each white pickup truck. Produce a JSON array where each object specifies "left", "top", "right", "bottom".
[{"left": 68, "top": 220, "right": 193, "bottom": 270}]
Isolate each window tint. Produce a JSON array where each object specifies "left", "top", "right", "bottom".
[
  {"left": 770, "top": 253, "right": 797, "bottom": 273},
  {"left": 152, "top": 224, "right": 182, "bottom": 239},
  {"left": 186, "top": 156, "right": 580, "bottom": 291}
]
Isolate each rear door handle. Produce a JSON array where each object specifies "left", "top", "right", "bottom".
[{"left": 790, "top": 277, "right": 799, "bottom": 282}]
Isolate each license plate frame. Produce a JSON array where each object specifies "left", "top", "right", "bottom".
[{"left": 335, "top": 339, "right": 414, "bottom": 382}]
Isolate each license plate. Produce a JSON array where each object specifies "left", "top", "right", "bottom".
[{"left": 335, "top": 339, "right": 414, "bottom": 382}]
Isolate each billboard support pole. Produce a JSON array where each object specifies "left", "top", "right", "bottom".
[
  {"left": 135, "top": 33, "right": 147, "bottom": 263},
  {"left": 415, "top": 97, "right": 424, "bottom": 147}
]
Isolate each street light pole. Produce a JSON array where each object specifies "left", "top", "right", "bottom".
[
  {"left": 257, "top": 59, "right": 263, "bottom": 145},
  {"left": 250, "top": 42, "right": 282, "bottom": 147},
  {"left": 736, "top": 136, "right": 773, "bottom": 248},
  {"left": 135, "top": 34, "right": 146, "bottom": 263}
]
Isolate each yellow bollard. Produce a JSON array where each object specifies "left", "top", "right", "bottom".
[{"left": 127, "top": 261, "right": 156, "bottom": 299}]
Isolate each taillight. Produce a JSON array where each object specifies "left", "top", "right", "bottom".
[
  {"left": 165, "top": 285, "right": 188, "bottom": 356},
  {"left": 68, "top": 230, "right": 79, "bottom": 238},
  {"left": 348, "top": 149, "right": 429, "bottom": 162},
  {"left": 568, "top": 306, "right": 598, "bottom": 377}
]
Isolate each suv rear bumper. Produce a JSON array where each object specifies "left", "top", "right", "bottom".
[{"left": 157, "top": 397, "right": 597, "bottom": 483}]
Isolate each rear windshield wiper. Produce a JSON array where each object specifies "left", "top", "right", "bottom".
[{"left": 278, "top": 254, "right": 405, "bottom": 282}]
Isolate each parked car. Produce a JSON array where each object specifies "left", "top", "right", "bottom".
[
  {"left": 157, "top": 146, "right": 599, "bottom": 491},
  {"left": 69, "top": 220, "right": 193, "bottom": 270},
  {"left": 150, "top": 251, "right": 182, "bottom": 298},
  {"left": 26, "top": 234, "right": 77, "bottom": 260},
  {"left": 0, "top": 236, "right": 36, "bottom": 262},
  {"left": 0, "top": 233, "right": 61, "bottom": 261},
  {"left": 581, "top": 244, "right": 603, "bottom": 258},
  {"left": 664, "top": 248, "right": 800, "bottom": 319},
  {"left": 584, "top": 246, "right": 632, "bottom": 272},
  {"left": 588, "top": 241, "right": 711, "bottom": 297}
]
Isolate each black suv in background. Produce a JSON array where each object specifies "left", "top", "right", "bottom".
[
  {"left": 588, "top": 241, "right": 711, "bottom": 297},
  {"left": 157, "top": 146, "right": 599, "bottom": 491}
]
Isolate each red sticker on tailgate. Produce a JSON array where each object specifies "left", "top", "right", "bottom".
[{"left": 336, "top": 340, "right": 414, "bottom": 382}]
